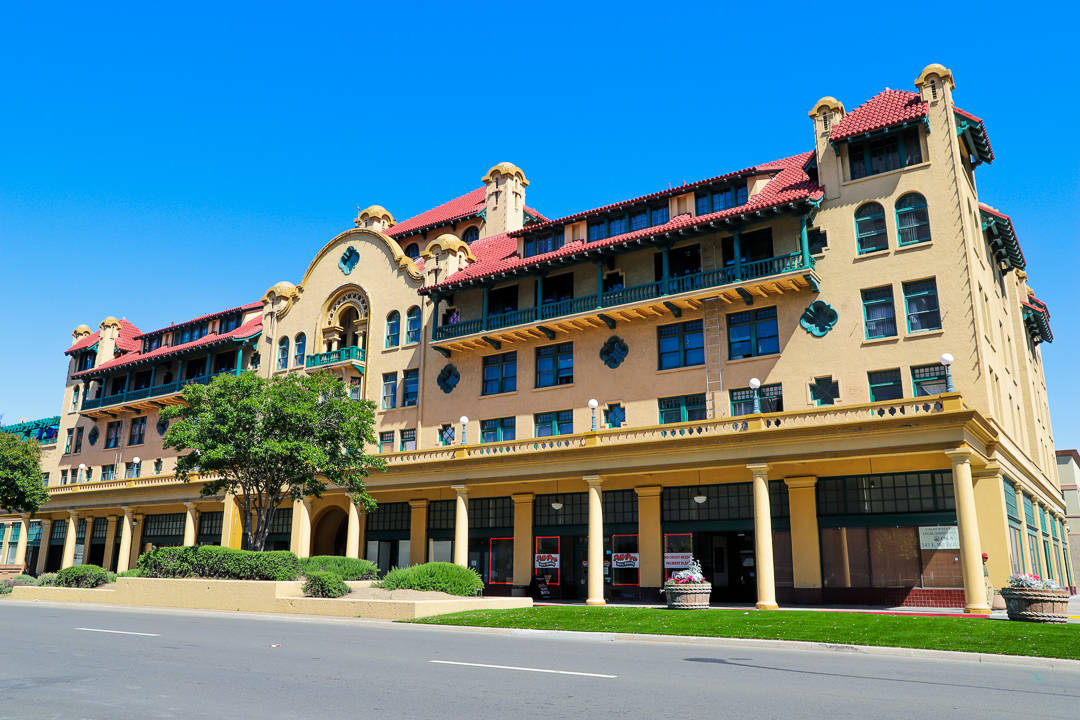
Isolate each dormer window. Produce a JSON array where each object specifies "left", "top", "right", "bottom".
[
  {"left": 75, "top": 351, "right": 95, "bottom": 372},
  {"left": 462, "top": 226, "right": 479, "bottom": 244},
  {"left": 219, "top": 314, "right": 241, "bottom": 333},
  {"left": 848, "top": 127, "right": 922, "bottom": 180}
]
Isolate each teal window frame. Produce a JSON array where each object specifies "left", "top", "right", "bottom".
[
  {"left": 809, "top": 376, "right": 840, "bottom": 406},
  {"left": 463, "top": 226, "right": 479, "bottom": 244},
  {"left": 385, "top": 310, "right": 400, "bottom": 348},
  {"left": 895, "top": 193, "right": 931, "bottom": 246},
  {"left": 658, "top": 394, "right": 707, "bottom": 424},
  {"left": 293, "top": 333, "right": 306, "bottom": 367},
  {"left": 848, "top": 127, "right": 922, "bottom": 180},
  {"left": 868, "top": 369, "right": 903, "bottom": 402},
  {"left": 378, "top": 431, "right": 394, "bottom": 453},
  {"left": 128, "top": 417, "right": 146, "bottom": 446},
  {"left": 730, "top": 383, "right": 782, "bottom": 416},
  {"left": 861, "top": 286, "right": 897, "bottom": 339},
  {"left": 401, "top": 369, "right": 419, "bottom": 407},
  {"left": 101, "top": 464, "right": 115, "bottom": 482},
  {"left": 524, "top": 229, "right": 564, "bottom": 257},
  {"left": 534, "top": 410, "right": 572, "bottom": 438},
  {"left": 405, "top": 306, "right": 421, "bottom": 344},
  {"left": 482, "top": 351, "right": 517, "bottom": 395},
  {"left": 104, "top": 421, "right": 122, "bottom": 449},
  {"left": 399, "top": 428, "right": 416, "bottom": 452},
  {"left": 903, "top": 278, "right": 942, "bottom": 332},
  {"left": 535, "top": 342, "right": 573, "bottom": 388},
  {"left": 604, "top": 403, "right": 626, "bottom": 428},
  {"left": 726, "top": 308, "right": 778, "bottom": 360},
  {"left": 658, "top": 319, "right": 704, "bottom": 370},
  {"left": 438, "top": 424, "right": 455, "bottom": 446},
  {"left": 381, "top": 372, "right": 397, "bottom": 409},
  {"left": 277, "top": 336, "right": 289, "bottom": 370},
  {"left": 855, "top": 202, "right": 888, "bottom": 254},
  {"left": 911, "top": 363, "right": 948, "bottom": 397},
  {"left": 481, "top": 417, "right": 516, "bottom": 443}
]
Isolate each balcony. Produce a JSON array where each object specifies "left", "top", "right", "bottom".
[
  {"left": 306, "top": 345, "right": 366, "bottom": 371},
  {"left": 432, "top": 252, "right": 818, "bottom": 347},
  {"left": 80, "top": 369, "right": 242, "bottom": 418}
]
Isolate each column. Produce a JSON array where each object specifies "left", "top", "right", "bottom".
[
  {"left": 452, "top": 486, "right": 469, "bottom": 567},
  {"left": 946, "top": 448, "right": 991, "bottom": 614},
  {"left": 61, "top": 512, "right": 78, "bottom": 569},
  {"left": 409, "top": 499, "right": 428, "bottom": 566},
  {"left": 512, "top": 493, "right": 534, "bottom": 591},
  {"left": 585, "top": 475, "right": 605, "bottom": 606},
  {"left": 1015, "top": 483, "right": 1032, "bottom": 573},
  {"left": 80, "top": 515, "right": 93, "bottom": 566},
  {"left": 128, "top": 514, "right": 145, "bottom": 568},
  {"left": 102, "top": 516, "right": 118, "bottom": 571},
  {"left": 291, "top": 498, "right": 312, "bottom": 558},
  {"left": 183, "top": 502, "right": 198, "bottom": 546},
  {"left": 749, "top": 463, "right": 778, "bottom": 610},
  {"left": 116, "top": 509, "right": 134, "bottom": 573},
  {"left": 13, "top": 515, "right": 30, "bottom": 569},
  {"left": 634, "top": 486, "right": 662, "bottom": 589},
  {"left": 35, "top": 519, "right": 53, "bottom": 575},
  {"left": 221, "top": 493, "right": 242, "bottom": 549},
  {"left": 0, "top": 522, "right": 9, "bottom": 564},
  {"left": 785, "top": 476, "right": 821, "bottom": 601},
  {"left": 972, "top": 465, "right": 1010, "bottom": 591},
  {"left": 345, "top": 501, "right": 362, "bottom": 559}
]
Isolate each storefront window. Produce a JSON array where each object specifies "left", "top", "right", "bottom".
[
  {"left": 535, "top": 536, "right": 560, "bottom": 585},
  {"left": 772, "top": 530, "right": 793, "bottom": 588},
  {"left": 663, "top": 532, "right": 693, "bottom": 581},
  {"left": 821, "top": 525, "right": 962, "bottom": 588},
  {"left": 611, "top": 534, "right": 639, "bottom": 586},
  {"left": 489, "top": 537, "right": 514, "bottom": 585}
]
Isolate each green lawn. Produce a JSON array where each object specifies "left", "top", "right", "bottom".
[{"left": 413, "top": 606, "right": 1080, "bottom": 660}]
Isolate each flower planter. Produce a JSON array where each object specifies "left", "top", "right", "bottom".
[
  {"left": 663, "top": 582, "right": 712, "bottom": 609},
  {"left": 1000, "top": 587, "right": 1069, "bottom": 623}
]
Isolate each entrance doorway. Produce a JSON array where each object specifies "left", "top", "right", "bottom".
[
  {"left": 664, "top": 530, "right": 756, "bottom": 603},
  {"left": 312, "top": 507, "right": 347, "bottom": 556}
]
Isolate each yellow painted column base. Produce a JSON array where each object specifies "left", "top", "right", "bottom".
[
  {"left": 964, "top": 605, "right": 992, "bottom": 615},
  {"left": 586, "top": 598, "right": 607, "bottom": 606},
  {"left": 755, "top": 601, "right": 780, "bottom": 610}
]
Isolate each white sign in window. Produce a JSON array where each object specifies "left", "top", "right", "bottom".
[
  {"left": 534, "top": 553, "right": 560, "bottom": 569},
  {"left": 664, "top": 552, "right": 692, "bottom": 569},
  {"left": 918, "top": 525, "right": 960, "bottom": 550}
]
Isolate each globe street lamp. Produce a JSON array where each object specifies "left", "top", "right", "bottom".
[
  {"left": 459, "top": 416, "right": 469, "bottom": 445},
  {"left": 588, "top": 398, "right": 599, "bottom": 432},
  {"left": 749, "top": 377, "right": 762, "bottom": 414},
  {"left": 940, "top": 353, "right": 955, "bottom": 392}
]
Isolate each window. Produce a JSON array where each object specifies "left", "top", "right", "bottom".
[
  {"left": 817, "top": 471, "right": 955, "bottom": 515},
  {"left": 378, "top": 431, "right": 394, "bottom": 453},
  {"left": 540, "top": 273, "right": 574, "bottom": 306},
  {"left": 810, "top": 376, "right": 840, "bottom": 406},
  {"left": 855, "top": 202, "right": 888, "bottom": 254},
  {"left": 154, "top": 459, "right": 163, "bottom": 474},
  {"left": 71, "top": 385, "right": 80, "bottom": 412},
  {"left": 848, "top": 127, "right": 922, "bottom": 180},
  {"left": 129, "top": 417, "right": 146, "bottom": 445},
  {"left": 219, "top": 314, "right": 241, "bottom": 333},
  {"left": 402, "top": 369, "right": 419, "bottom": 407},
  {"left": 896, "top": 193, "right": 930, "bottom": 245},
  {"left": 650, "top": 205, "right": 669, "bottom": 225},
  {"left": 177, "top": 322, "right": 209, "bottom": 345},
  {"left": 658, "top": 319, "right": 704, "bottom": 370},
  {"left": 604, "top": 403, "right": 626, "bottom": 428},
  {"left": 277, "top": 337, "right": 289, "bottom": 370},
  {"left": 125, "top": 460, "right": 141, "bottom": 478},
  {"left": 385, "top": 311, "right": 400, "bottom": 348},
  {"left": 658, "top": 394, "right": 707, "bottom": 423},
  {"left": 727, "top": 308, "right": 779, "bottom": 360},
  {"left": 399, "top": 428, "right": 416, "bottom": 451},
  {"left": 903, "top": 279, "right": 941, "bottom": 332},
  {"left": 381, "top": 373, "right": 397, "bottom": 409},
  {"left": 912, "top": 363, "right": 948, "bottom": 396},
  {"left": 74, "top": 427, "right": 83, "bottom": 453},
  {"left": 535, "top": 343, "right": 573, "bottom": 387},
  {"left": 481, "top": 417, "right": 516, "bottom": 443},
  {"left": 730, "top": 383, "right": 783, "bottom": 415},
  {"left": 404, "top": 243, "right": 420, "bottom": 259},
  {"left": 694, "top": 183, "right": 747, "bottom": 215},
  {"left": 65, "top": 429, "right": 73, "bottom": 453},
  {"left": 101, "top": 464, "right": 115, "bottom": 482},
  {"left": 535, "top": 410, "right": 573, "bottom": 437},
  {"left": 861, "top": 286, "right": 897, "bottom": 338},
  {"left": 488, "top": 285, "right": 518, "bottom": 315},
  {"left": 523, "top": 229, "right": 564, "bottom": 257},
  {"left": 868, "top": 369, "right": 903, "bottom": 401},
  {"left": 294, "top": 333, "right": 306, "bottom": 366},
  {"left": 462, "top": 226, "right": 480, "bottom": 244},
  {"left": 439, "top": 424, "right": 455, "bottom": 446},
  {"left": 405, "top": 306, "right": 421, "bottom": 344},
  {"left": 60, "top": 469, "right": 68, "bottom": 485},
  {"left": 76, "top": 351, "right": 95, "bottom": 372},
  {"left": 482, "top": 352, "right": 517, "bottom": 395},
  {"left": 104, "top": 421, "right": 122, "bottom": 449}
]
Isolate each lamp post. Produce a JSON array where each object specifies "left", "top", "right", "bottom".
[
  {"left": 78, "top": 463, "right": 86, "bottom": 484},
  {"left": 588, "top": 398, "right": 599, "bottom": 432},
  {"left": 940, "top": 353, "right": 955, "bottom": 392},
  {"left": 132, "top": 457, "right": 141, "bottom": 479},
  {"left": 459, "top": 416, "right": 468, "bottom": 445},
  {"left": 749, "top": 377, "right": 762, "bottom": 414}
]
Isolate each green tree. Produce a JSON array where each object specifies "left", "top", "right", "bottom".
[
  {"left": 0, "top": 431, "right": 49, "bottom": 514},
  {"left": 161, "top": 371, "right": 383, "bottom": 552}
]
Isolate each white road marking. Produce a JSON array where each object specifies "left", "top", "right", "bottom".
[
  {"left": 429, "top": 660, "right": 616, "bottom": 678},
  {"left": 75, "top": 627, "right": 160, "bottom": 637}
]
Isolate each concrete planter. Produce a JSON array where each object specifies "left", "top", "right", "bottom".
[
  {"left": 1000, "top": 587, "right": 1069, "bottom": 623},
  {"left": 663, "top": 582, "right": 712, "bottom": 609}
]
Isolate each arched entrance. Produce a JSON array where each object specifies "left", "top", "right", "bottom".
[{"left": 312, "top": 507, "right": 348, "bottom": 556}]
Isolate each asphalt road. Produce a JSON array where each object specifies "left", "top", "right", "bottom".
[{"left": 2, "top": 601, "right": 1079, "bottom": 720}]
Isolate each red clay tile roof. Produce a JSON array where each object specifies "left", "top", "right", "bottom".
[
  {"left": 65, "top": 318, "right": 142, "bottom": 355},
  {"left": 134, "top": 301, "right": 263, "bottom": 339},
  {"left": 72, "top": 316, "right": 263, "bottom": 378},
  {"left": 384, "top": 188, "right": 547, "bottom": 240},
  {"left": 423, "top": 152, "right": 822, "bottom": 292},
  {"left": 830, "top": 89, "right": 928, "bottom": 142}
]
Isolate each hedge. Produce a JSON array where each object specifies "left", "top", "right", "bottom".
[
  {"left": 35, "top": 573, "right": 58, "bottom": 586},
  {"left": 375, "top": 562, "right": 484, "bottom": 597},
  {"left": 0, "top": 574, "right": 35, "bottom": 595},
  {"left": 302, "top": 570, "right": 350, "bottom": 598},
  {"left": 136, "top": 545, "right": 301, "bottom": 581},
  {"left": 117, "top": 569, "right": 141, "bottom": 578},
  {"left": 300, "top": 556, "right": 378, "bottom": 581},
  {"left": 56, "top": 564, "right": 110, "bottom": 588}
]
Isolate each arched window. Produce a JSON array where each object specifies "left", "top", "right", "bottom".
[
  {"left": 277, "top": 336, "right": 289, "bottom": 370},
  {"left": 386, "top": 311, "right": 400, "bottom": 348},
  {"left": 294, "top": 333, "right": 306, "bottom": 367},
  {"left": 404, "top": 243, "right": 420, "bottom": 260},
  {"left": 895, "top": 193, "right": 930, "bottom": 246},
  {"left": 463, "top": 226, "right": 479, "bottom": 244},
  {"left": 406, "top": 306, "right": 421, "bottom": 344},
  {"left": 855, "top": 202, "right": 888, "bottom": 254}
]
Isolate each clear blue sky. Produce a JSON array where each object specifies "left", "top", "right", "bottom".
[{"left": 1, "top": 3, "right": 1077, "bottom": 445}]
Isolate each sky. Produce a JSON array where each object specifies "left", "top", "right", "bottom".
[{"left": 1, "top": 3, "right": 1077, "bottom": 444}]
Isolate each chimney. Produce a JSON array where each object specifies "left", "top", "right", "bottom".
[
  {"left": 808, "top": 97, "right": 845, "bottom": 200},
  {"left": 422, "top": 234, "right": 475, "bottom": 288},
  {"left": 915, "top": 63, "right": 954, "bottom": 106},
  {"left": 354, "top": 205, "right": 396, "bottom": 234},
  {"left": 71, "top": 324, "right": 92, "bottom": 345},
  {"left": 480, "top": 162, "right": 528, "bottom": 239},
  {"left": 96, "top": 317, "right": 122, "bottom": 365}
]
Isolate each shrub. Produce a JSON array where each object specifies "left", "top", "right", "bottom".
[
  {"left": 300, "top": 556, "right": 378, "bottom": 581},
  {"left": 117, "top": 569, "right": 141, "bottom": 578},
  {"left": 375, "top": 562, "right": 483, "bottom": 597},
  {"left": 302, "top": 570, "right": 350, "bottom": 598},
  {"left": 0, "top": 574, "right": 35, "bottom": 595},
  {"left": 136, "top": 545, "right": 301, "bottom": 581},
  {"left": 56, "top": 564, "right": 110, "bottom": 588},
  {"left": 35, "top": 573, "right": 58, "bottom": 586}
]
